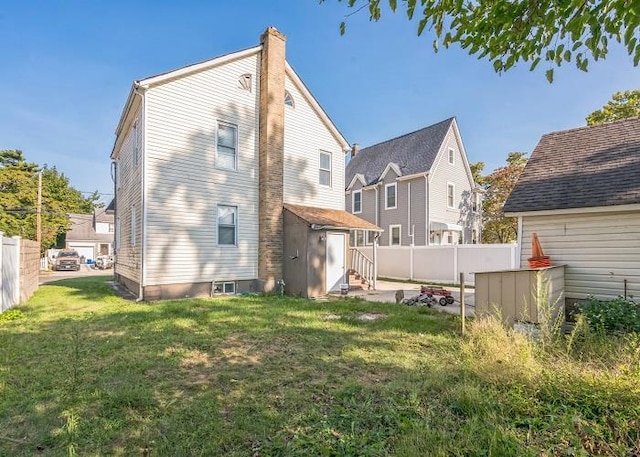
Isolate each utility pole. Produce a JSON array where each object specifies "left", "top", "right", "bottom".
[{"left": 37, "top": 171, "right": 42, "bottom": 251}]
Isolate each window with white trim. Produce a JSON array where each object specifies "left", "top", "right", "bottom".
[
  {"left": 366, "top": 230, "right": 374, "bottom": 245},
  {"left": 130, "top": 205, "right": 137, "bottom": 246},
  {"left": 213, "top": 281, "right": 236, "bottom": 294},
  {"left": 390, "top": 224, "right": 401, "bottom": 246},
  {"left": 352, "top": 190, "right": 362, "bottom": 214},
  {"left": 385, "top": 183, "right": 397, "bottom": 209},
  {"left": 216, "top": 122, "right": 237, "bottom": 170},
  {"left": 115, "top": 217, "right": 121, "bottom": 249},
  {"left": 447, "top": 183, "right": 455, "bottom": 209},
  {"left": 217, "top": 205, "right": 237, "bottom": 246},
  {"left": 448, "top": 147, "right": 455, "bottom": 165},
  {"left": 447, "top": 232, "right": 454, "bottom": 244},
  {"left": 319, "top": 151, "right": 331, "bottom": 186}
]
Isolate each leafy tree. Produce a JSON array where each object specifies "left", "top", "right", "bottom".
[
  {"left": 586, "top": 89, "right": 640, "bottom": 125},
  {"left": 325, "top": 0, "right": 640, "bottom": 82},
  {"left": 0, "top": 150, "right": 100, "bottom": 251},
  {"left": 481, "top": 152, "right": 527, "bottom": 243},
  {"left": 469, "top": 161, "right": 485, "bottom": 186}
]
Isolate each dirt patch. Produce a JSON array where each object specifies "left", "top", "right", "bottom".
[{"left": 355, "top": 312, "right": 386, "bottom": 321}]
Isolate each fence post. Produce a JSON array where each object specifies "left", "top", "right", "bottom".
[
  {"left": 460, "top": 272, "right": 466, "bottom": 336},
  {"left": 0, "top": 232, "right": 4, "bottom": 312},
  {"left": 13, "top": 236, "right": 21, "bottom": 306}
]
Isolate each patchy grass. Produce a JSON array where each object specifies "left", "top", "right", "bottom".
[{"left": 0, "top": 277, "right": 638, "bottom": 456}]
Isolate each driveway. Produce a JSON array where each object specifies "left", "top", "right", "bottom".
[
  {"left": 341, "top": 279, "right": 475, "bottom": 317},
  {"left": 39, "top": 264, "right": 114, "bottom": 285}
]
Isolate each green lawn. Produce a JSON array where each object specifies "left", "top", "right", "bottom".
[{"left": 1, "top": 277, "right": 638, "bottom": 456}]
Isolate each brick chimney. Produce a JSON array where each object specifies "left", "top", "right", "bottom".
[
  {"left": 258, "top": 27, "right": 286, "bottom": 292},
  {"left": 351, "top": 143, "right": 360, "bottom": 158}
]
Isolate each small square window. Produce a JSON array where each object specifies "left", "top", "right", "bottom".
[
  {"left": 319, "top": 151, "right": 331, "bottom": 186},
  {"left": 213, "top": 281, "right": 236, "bottom": 294},
  {"left": 385, "top": 183, "right": 397, "bottom": 209},
  {"left": 390, "top": 225, "right": 401, "bottom": 246},
  {"left": 217, "top": 123, "right": 237, "bottom": 170},
  {"left": 352, "top": 190, "right": 362, "bottom": 214}
]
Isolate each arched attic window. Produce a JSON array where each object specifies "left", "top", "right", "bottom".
[
  {"left": 284, "top": 90, "right": 295, "bottom": 108},
  {"left": 238, "top": 74, "right": 252, "bottom": 92}
]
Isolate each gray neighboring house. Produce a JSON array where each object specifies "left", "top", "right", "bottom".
[
  {"left": 345, "top": 117, "right": 482, "bottom": 247},
  {"left": 65, "top": 208, "right": 114, "bottom": 262},
  {"left": 504, "top": 117, "right": 640, "bottom": 301}
]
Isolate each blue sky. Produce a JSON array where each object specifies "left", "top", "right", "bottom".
[{"left": 1, "top": 1, "right": 637, "bottom": 204}]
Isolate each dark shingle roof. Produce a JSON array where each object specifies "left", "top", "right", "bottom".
[
  {"left": 503, "top": 117, "right": 640, "bottom": 213},
  {"left": 345, "top": 117, "right": 454, "bottom": 187}
]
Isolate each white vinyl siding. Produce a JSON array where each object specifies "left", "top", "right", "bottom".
[
  {"left": 385, "top": 183, "right": 397, "bottom": 209},
  {"left": 520, "top": 211, "right": 640, "bottom": 300},
  {"left": 216, "top": 122, "right": 237, "bottom": 170},
  {"left": 352, "top": 190, "right": 362, "bottom": 214},
  {"left": 283, "top": 73, "right": 345, "bottom": 210},
  {"left": 143, "top": 52, "right": 260, "bottom": 284},
  {"left": 113, "top": 107, "right": 143, "bottom": 282},
  {"left": 429, "top": 126, "right": 476, "bottom": 243}
]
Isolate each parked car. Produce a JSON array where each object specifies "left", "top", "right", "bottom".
[
  {"left": 53, "top": 249, "right": 81, "bottom": 271},
  {"left": 94, "top": 255, "right": 114, "bottom": 270}
]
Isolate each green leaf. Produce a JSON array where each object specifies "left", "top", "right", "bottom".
[
  {"left": 530, "top": 57, "right": 541, "bottom": 71},
  {"left": 389, "top": 0, "right": 397, "bottom": 12},
  {"left": 339, "top": 21, "right": 346, "bottom": 35},
  {"left": 418, "top": 17, "right": 428, "bottom": 36},
  {"left": 545, "top": 69, "right": 554, "bottom": 83}
]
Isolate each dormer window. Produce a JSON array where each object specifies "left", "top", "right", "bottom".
[{"left": 284, "top": 90, "right": 295, "bottom": 108}]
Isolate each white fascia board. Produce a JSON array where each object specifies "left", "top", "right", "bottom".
[
  {"left": 111, "top": 85, "right": 143, "bottom": 159},
  {"left": 346, "top": 173, "right": 366, "bottom": 191},
  {"left": 138, "top": 45, "right": 262, "bottom": 87},
  {"left": 397, "top": 172, "right": 429, "bottom": 181},
  {"left": 285, "top": 62, "right": 350, "bottom": 151},
  {"left": 379, "top": 162, "right": 402, "bottom": 181},
  {"left": 504, "top": 203, "right": 640, "bottom": 218}
]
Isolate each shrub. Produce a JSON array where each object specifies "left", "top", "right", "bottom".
[{"left": 577, "top": 296, "right": 640, "bottom": 335}]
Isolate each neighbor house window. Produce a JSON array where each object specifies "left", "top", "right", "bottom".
[
  {"left": 284, "top": 90, "right": 295, "bottom": 108},
  {"left": 447, "top": 232, "right": 454, "bottom": 244},
  {"left": 213, "top": 281, "right": 236, "bottom": 294},
  {"left": 385, "top": 183, "right": 397, "bottom": 209},
  {"left": 447, "top": 183, "right": 455, "bottom": 208},
  {"left": 216, "top": 122, "right": 237, "bottom": 170},
  {"left": 130, "top": 205, "right": 137, "bottom": 246},
  {"left": 133, "top": 121, "right": 139, "bottom": 167},
  {"left": 390, "top": 225, "right": 401, "bottom": 246},
  {"left": 217, "top": 205, "right": 237, "bottom": 246},
  {"left": 319, "top": 151, "right": 331, "bottom": 186},
  {"left": 448, "top": 147, "right": 455, "bottom": 165},
  {"left": 472, "top": 229, "right": 478, "bottom": 244},
  {"left": 352, "top": 190, "right": 362, "bottom": 214},
  {"left": 108, "top": 223, "right": 114, "bottom": 233}
]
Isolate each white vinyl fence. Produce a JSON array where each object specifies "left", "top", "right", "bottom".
[
  {"left": 1, "top": 235, "right": 21, "bottom": 312},
  {"left": 357, "top": 244, "right": 518, "bottom": 285}
]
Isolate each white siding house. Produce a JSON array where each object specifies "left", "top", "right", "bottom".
[
  {"left": 110, "top": 27, "right": 376, "bottom": 300},
  {"left": 504, "top": 117, "right": 640, "bottom": 301},
  {"left": 345, "top": 118, "right": 482, "bottom": 247}
]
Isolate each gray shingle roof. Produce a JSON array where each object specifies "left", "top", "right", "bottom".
[
  {"left": 503, "top": 117, "right": 640, "bottom": 213},
  {"left": 345, "top": 117, "right": 454, "bottom": 187}
]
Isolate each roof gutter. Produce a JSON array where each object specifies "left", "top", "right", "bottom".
[
  {"left": 504, "top": 203, "right": 640, "bottom": 218},
  {"left": 310, "top": 224, "right": 383, "bottom": 232}
]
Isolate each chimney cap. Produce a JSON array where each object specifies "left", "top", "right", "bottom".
[{"left": 261, "top": 26, "right": 287, "bottom": 43}]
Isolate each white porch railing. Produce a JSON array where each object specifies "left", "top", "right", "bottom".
[{"left": 349, "top": 248, "right": 375, "bottom": 289}]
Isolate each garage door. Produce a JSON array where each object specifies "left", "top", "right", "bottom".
[{"left": 69, "top": 244, "right": 95, "bottom": 262}]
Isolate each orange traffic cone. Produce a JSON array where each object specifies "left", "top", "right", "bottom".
[{"left": 528, "top": 232, "right": 551, "bottom": 268}]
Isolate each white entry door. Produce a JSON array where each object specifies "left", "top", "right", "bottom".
[{"left": 325, "top": 232, "right": 346, "bottom": 292}]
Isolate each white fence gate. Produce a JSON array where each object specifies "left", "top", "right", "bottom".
[
  {"left": 357, "top": 244, "right": 518, "bottom": 285},
  {"left": 1, "top": 235, "right": 21, "bottom": 312}
]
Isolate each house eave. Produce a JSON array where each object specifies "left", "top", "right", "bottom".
[{"left": 504, "top": 203, "right": 640, "bottom": 218}]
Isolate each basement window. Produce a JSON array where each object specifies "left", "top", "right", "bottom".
[{"left": 213, "top": 281, "right": 236, "bottom": 295}]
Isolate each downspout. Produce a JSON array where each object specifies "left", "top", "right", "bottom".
[
  {"left": 133, "top": 82, "right": 146, "bottom": 302},
  {"left": 408, "top": 182, "right": 413, "bottom": 280},
  {"left": 425, "top": 173, "right": 430, "bottom": 245}
]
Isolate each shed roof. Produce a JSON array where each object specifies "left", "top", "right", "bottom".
[
  {"left": 284, "top": 204, "right": 381, "bottom": 231},
  {"left": 504, "top": 117, "right": 640, "bottom": 213},
  {"left": 345, "top": 117, "right": 454, "bottom": 187}
]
